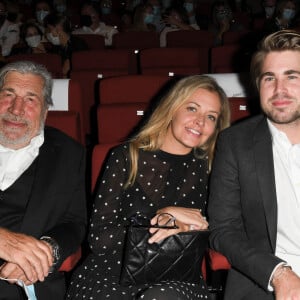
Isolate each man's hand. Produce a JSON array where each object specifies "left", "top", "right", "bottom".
[
  {"left": 0, "top": 228, "right": 53, "bottom": 282},
  {"left": 0, "top": 262, "right": 35, "bottom": 285},
  {"left": 273, "top": 266, "right": 300, "bottom": 299}
]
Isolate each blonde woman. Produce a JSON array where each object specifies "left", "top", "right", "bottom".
[{"left": 67, "top": 74, "right": 231, "bottom": 300}]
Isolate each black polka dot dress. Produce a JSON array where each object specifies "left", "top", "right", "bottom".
[{"left": 67, "top": 144, "right": 212, "bottom": 300}]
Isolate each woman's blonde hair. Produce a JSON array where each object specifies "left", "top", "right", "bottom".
[{"left": 124, "top": 75, "right": 231, "bottom": 188}]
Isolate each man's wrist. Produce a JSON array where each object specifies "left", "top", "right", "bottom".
[
  {"left": 271, "top": 265, "right": 292, "bottom": 288},
  {"left": 40, "top": 236, "right": 60, "bottom": 268}
]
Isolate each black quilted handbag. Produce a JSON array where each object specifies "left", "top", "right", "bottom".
[{"left": 120, "top": 213, "right": 210, "bottom": 286}]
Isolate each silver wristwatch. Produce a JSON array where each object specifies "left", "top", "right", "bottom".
[{"left": 40, "top": 236, "right": 60, "bottom": 268}]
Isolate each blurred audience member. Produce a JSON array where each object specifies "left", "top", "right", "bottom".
[
  {"left": 146, "top": 0, "right": 164, "bottom": 31},
  {"left": 262, "top": 0, "right": 277, "bottom": 19},
  {"left": 0, "top": 0, "right": 20, "bottom": 57},
  {"left": 183, "top": 0, "right": 200, "bottom": 27},
  {"left": 11, "top": 21, "right": 52, "bottom": 55},
  {"left": 72, "top": 1, "right": 118, "bottom": 46},
  {"left": 127, "top": 3, "right": 156, "bottom": 31},
  {"left": 228, "top": 0, "right": 253, "bottom": 29},
  {"left": 252, "top": 0, "right": 277, "bottom": 31},
  {"left": 53, "top": 0, "right": 67, "bottom": 15},
  {"left": 119, "top": 9, "right": 133, "bottom": 32},
  {"left": 263, "top": 0, "right": 298, "bottom": 33},
  {"left": 208, "top": 0, "right": 245, "bottom": 46},
  {"left": 160, "top": 5, "right": 199, "bottom": 47},
  {"left": 100, "top": 0, "right": 121, "bottom": 28},
  {"left": 44, "top": 14, "right": 88, "bottom": 78},
  {"left": 34, "top": 0, "right": 53, "bottom": 33}
]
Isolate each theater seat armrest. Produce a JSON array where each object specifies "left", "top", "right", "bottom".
[
  {"left": 58, "top": 247, "right": 82, "bottom": 272},
  {"left": 207, "top": 249, "right": 231, "bottom": 271}
]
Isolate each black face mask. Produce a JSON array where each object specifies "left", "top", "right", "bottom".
[
  {"left": 6, "top": 12, "right": 18, "bottom": 22},
  {"left": 80, "top": 15, "right": 93, "bottom": 27}
]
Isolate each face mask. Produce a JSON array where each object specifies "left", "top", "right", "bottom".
[
  {"left": 144, "top": 13, "right": 154, "bottom": 24},
  {"left": 56, "top": 4, "right": 66, "bottom": 13},
  {"left": 26, "top": 35, "right": 41, "bottom": 48},
  {"left": 152, "top": 5, "right": 161, "bottom": 16},
  {"left": 101, "top": 7, "right": 111, "bottom": 15},
  {"left": 265, "top": 6, "right": 275, "bottom": 17},
  {"left": 184, "top": 3, "right": 194, "bottom": 13},
  {"left": 36, "top": 10, "right": 49, "bottom": 23},
  {"left": 282, "top": 8, "right": 295, "bottom": 21},
  {"left": 47, "top": 33, "right": 60, "bottom": 45}
]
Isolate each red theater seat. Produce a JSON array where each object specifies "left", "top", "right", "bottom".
[
  {"left": 139, "top": 47, "right": 209, "bottom": 75},
  {"left": 7, "top": 53, "right": 63, "bottom": 78},
  {"left": 46, "top": 80, "right": 84, "bottom": 144},
  {"left": 71, "top": 49, "right": 139, "bottom": 135},
  {"left": 166, "top": 30, "right": 214, "bottom": 48},
  {"left": 59, "top": 247, "right": 82, "bottom": 272},
  {"left": 112, "top": 31, "right": 160, "bottom": 49},
  {"left": 46, "top": 111, "right": 81, "bottom": 143},
  {"left": 207, "top": 249, "right": 231, "bottom": 271},
  {"left": 229, "top": 97, "right": 253, "bottom": 123},
  {"left": 98, "top": 74, "right": 171, "bottom": 104},
  {"left": 74, "top": 34, "right": 106, "bottom": 50},
  {"left": 97, "top": 102, "right": 149, "bottom": 144}
]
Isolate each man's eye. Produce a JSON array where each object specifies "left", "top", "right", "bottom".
[
  {"left": 4, "top": 92, "right": 14, "bottom": 98},
  {"left": 264, "top": 77, "right": 274, "bottom": 82},
  {"left": 24, "top": 97, "right": 36, "bottom": 103}
]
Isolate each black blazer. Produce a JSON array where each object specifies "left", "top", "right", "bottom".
[
  {"left": 208, "top": 115, "right": 284, "bottom": 300},
  {"left": 1, "top": 127, "right": 87, "bottom": 300}
]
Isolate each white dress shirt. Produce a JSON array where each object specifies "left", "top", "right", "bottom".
[
  {"left": 268, "top": 120, "right": 300, "bottom": 275},
  {"left": 0, "top": 132, "right": 44, "bottom": 191}
]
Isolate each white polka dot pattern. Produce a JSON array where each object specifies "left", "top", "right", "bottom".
[{"left": 67, "top": 143, "right": 210, "bottom": 299}]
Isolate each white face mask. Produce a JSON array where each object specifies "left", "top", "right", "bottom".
[
  {"left": 25, "top": 35, "right": 42, "bottom": 48},
  {"left": 47, "top": 33, "right": 60, "bottom": 45},
  {"left": 282, "top": 8, "right": 296, "bottom": 21}
]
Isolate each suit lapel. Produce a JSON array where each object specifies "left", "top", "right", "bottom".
[
  {"left": 253, "top": 118, "right": 277, "bottom": 251},
  {"left": 20, "top": 137, "right": 59, "bottom": 237}
]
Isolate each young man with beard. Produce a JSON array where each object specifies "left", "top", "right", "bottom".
[{"left": 208, "top": 29, "right": 300, "bottom": 300}]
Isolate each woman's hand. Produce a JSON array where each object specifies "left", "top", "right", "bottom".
[{"left": 148, "top": 206, "right": 208, "bottom": 244}]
